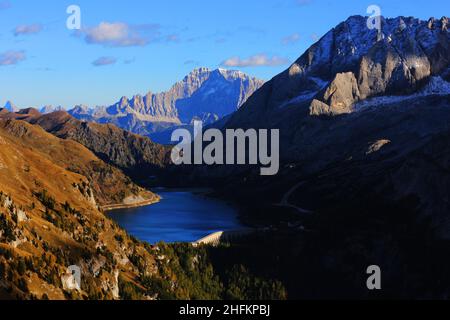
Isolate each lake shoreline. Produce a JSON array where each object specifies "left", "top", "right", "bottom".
[
  {"left": 101, "top": 188, "right": 216, "bottom": 212},
  {"left": 101, "top": 196, "right": 161, "bottom": 212},
  {"left": 108, "top": 188, "right": 243, "bottom": 244}
]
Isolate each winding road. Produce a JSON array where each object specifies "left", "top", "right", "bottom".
[
  {"left": 275, "top": 181, "right": 314, "bottom": 215},
  {"left": 192, "top": 181, "right": 314, "bottom": 246}
]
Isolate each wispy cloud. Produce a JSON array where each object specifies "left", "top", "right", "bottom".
[
  {"left": 14, "top": 24, "right": 43, "bottom": 36},
  {"left": 221, "top": 54, "right": 289, "bottom": 67},
  {"left": 282, "top": 33, "right": 300, "bottom": 45},
  {"left": 82, "top": 22, "right": 160, "bottom": 47},
  {"left": 165, "top": 34, "right": 180, "bottom": 43},
  {"left": 92, "top": 56, "right": 117, "bottom": 67},
  {"left": 0, "top": 51, "right": 26, "bottom": 66}
]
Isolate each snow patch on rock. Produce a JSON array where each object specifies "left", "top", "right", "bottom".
[{"left": 355, "top": 77, "right": 450, "bottom": 111}]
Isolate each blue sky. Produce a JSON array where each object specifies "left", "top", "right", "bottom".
[{"left": 0, "top": 0, "right": 448, "bottom": 108}]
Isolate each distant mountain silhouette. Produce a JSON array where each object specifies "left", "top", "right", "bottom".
[{"left": 68, "top": 68, "right": 264, "bottom": 143}]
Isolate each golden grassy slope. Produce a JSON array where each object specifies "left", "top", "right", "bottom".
[
  {"left": 0, "top": 120, "right": 158, "bottom": 300},
  {"left": 0, "top": 119, "right": 159, "bottom": 207}
]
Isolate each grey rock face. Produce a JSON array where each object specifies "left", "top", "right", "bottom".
[
  {"left": 40, "top": 105, "right": 63, "bottom": 114},
  {"left": 311, "top": 72, "right": 360, "bottom": 115},
  {"left": 213, "top": 15, "right": 450, "bottom": 238},
  {"left": 311, "top": 15, "right": 449, "bottom": 114},
  {"left": 227, "top": 15, "right": 449, "bottom": 124},
  {"left": 68, "top": 68, "right": 264, "bottom": 140}
]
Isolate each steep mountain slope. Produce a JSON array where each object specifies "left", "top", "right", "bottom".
[
  {"left": 0, "top": 114, "right": 282, "bottom": 301},
  {"left": 0, "top": 109, "right": 171, "bottom": 183},
  {"left": 191, "top": 16, "right": 450, "bottom": 237},
  {"left": 217, "top": 16, "right": 450, "bottom": 169},
  {"left": 226, "top": 16, "right": 449, "bottom": 128},
  {"left": 175, "top": 68, "right": 264, "bottom": 124},
  {"left": 165, "top": 17, "right": 450, "bottom": 298},
  {"left": 0, "top": 119, "right": 159, "bottom": 208},
  {"left": 69, "top": 68, "right": 264, "bottom": 143},
  {"left": 0, "top": 121, "right": 161, "bottom": 299}
]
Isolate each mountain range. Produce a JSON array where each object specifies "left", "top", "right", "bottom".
[
  {"left": 0, "top": 109, "right": 171, "bottom": 183},
  {"left": 192, "top": 16, "right": 450, "bottom": 238},
  {"left": 4, "top": 68, "right": 263, "bottom": 144},
  {"left": 0, "top": 14, "right": 449, "bottom": 299},
  {"left": 227, "top": 16, "right": 449, "bottom": 128},
  {"left": 67, "top": 68, "right": 264, "bottom": 144}
]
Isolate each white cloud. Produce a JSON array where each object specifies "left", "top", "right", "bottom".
[
  {"left": 282, "top": 33, "right": 300, "bottom": 45},
  {"left": 92, "top": 56, "right": 117, "bottom": 67},
  {"left": 14, "top": 24, "right": 43, "bottom": 36},
  {"left": 221, "top": 54, "right": 289, "bottom": 67},
  {"left": 0, "top": 51, "right": 26, "bottom": 66},
  {"left": 83, "top": 22, "right": 158, "bottom": 47}
]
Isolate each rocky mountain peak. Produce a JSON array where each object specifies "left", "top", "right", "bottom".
[
  {"left": 188, "top": 67, "right": 212, "bottom": 77},
  {"left": 427, "top": 16, "right": 448, "bottom": 31},
  {"left": 69, "top": 68, "right": 264, "bottom": 141},
  {"left": 130, "top": 95, "right": 143, "bottom": 106},
  {"left": 119, "top": 96, "right": 129, "bottom": 108},
  {"left": 69, "top": 105, "right": 92, "bottom": 116},
  {"left": 4, "top": 101, "right": 18, "bottom": 112},
  {"left": 40, "top": 105, "right": 63, "bottom": 114},
  {"left": 227, "top": 15, "right": 449, "bottom": 122}
]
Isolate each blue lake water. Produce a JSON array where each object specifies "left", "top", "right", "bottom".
[{"left": 108, "top": 189, "right": 242, "bottom": 244}]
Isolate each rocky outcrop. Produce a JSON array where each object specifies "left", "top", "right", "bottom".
[
  {"left": 307, "top": 16, "right": 448, "bottom": 115},
  {"left": 61, "top": 270, "right": 81, "bottom": 292},
  {"left": 226, "top": 15, "right": 449, "bottom": 122},
  {"left": 310, "top": 72, "right": 360, "bottom": 115}
]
